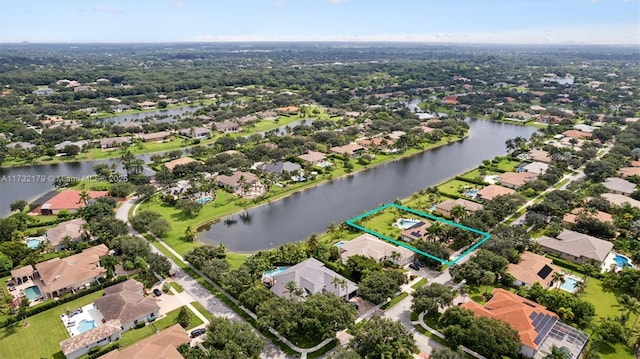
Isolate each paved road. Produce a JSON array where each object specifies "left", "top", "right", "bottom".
[{"left": 116, "top": 197, "right": 294, "bottom": 359}]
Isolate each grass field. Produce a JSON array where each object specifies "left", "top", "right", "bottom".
[
  {"left": 493, "top": 158, "right": 521, "bottom": 172},
  {"left": 436, "top": 179, "right": 478, "bottom": 198},
  {"left": 0, "top": 290, "right": 104, "bottom": 359},
  {"left": 458, "top": 168, "right": 501, "bottom": 183}
]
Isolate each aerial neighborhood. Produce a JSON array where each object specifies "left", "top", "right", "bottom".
[{"left": 0, "top": 42, "right": 638, "bottom": 359}]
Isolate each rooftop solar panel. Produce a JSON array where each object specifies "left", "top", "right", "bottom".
[{"left": 537, "top": 265, "right": 553, "bottom": 279}]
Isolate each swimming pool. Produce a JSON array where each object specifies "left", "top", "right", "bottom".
[
  {"left": 24, "top": 286, "right": 41, "bottom": 301},
  {"left": 614, "top": 254, "right": 632, "bottom": 269},
  {"left": 263, "top": 266, "right": 289, "bottom": 279},
  {"left": 394, "top": 218, "right": 420, "bottom": 230},
  {"left": 560, "top": 277, "right": 580, "bottom": 293},
  {"left": 463, "top": 189, "right": 479, "bottom": 197},
  {"left": 196, "top": 196, "right": 213, "bottom": 204},
  {"left": 77, "top": 319, "right": 96, "bottom": 334},
  {"left": 334, "top": 241, "right": 346, "bottom": 248},
  {"left": 25, "top": 237, "right": 45, "bottom": 250}
]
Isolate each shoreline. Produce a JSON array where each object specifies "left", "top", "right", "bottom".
[{"left": 193, "top": 133, "right": 470, "bottom": 245}]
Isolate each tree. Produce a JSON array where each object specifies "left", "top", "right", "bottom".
[
  {"left": 349, "top": 315, "right": 418, "bottom": 359},
  {"left": 10, "top": 200, "right": 28, "bottom": 212},
  {"left": 136, "top": 184, "right": 156, "bottom": 199},
  {"left": 108, "top": 182, "right": 134, "bottom": 197},
  {"left": 450, "top": 204, "right": 469, "bottom": 221},
  {"left": 202, "top": 317, "right": 264, "bottom": 358},
  {"left": 332, "top": 276, "right": 348, "bottom": 299},
  {"left": 545, "top": 345, "right": 571, "bottom": 359},
  {"left": 176, "top": 199, "right": 203, "bottom": 217},
  {"left": 284, "top": 280, "right": 303, "bottom": 299},
  {"left": 147, "top": 253, "right": 171, "bottom": 276},
  {"left": 430, "top": 347, "right": 466, "bottom": 359},
  {"left": 183, "top": 225, "right": 196, "bottom": 242},
  {"left": 346, "top": 255, "right": 381, "bottom": 281},
  {"left": 17, "top": 297, "right": 30, "bottom": 323},
  {"left": 412, "top": 283, "right": 455, "bottom": 316},
  {"left": 552, "top": 272, "right": 566, "bottom": 290},
  {"left": 131, "top": 211, "right": 170, "bottom": 236},
  {"left": 115, "top": 235, "right": 151, "bottom": 261},
  {"left": 100, "top": 255, "right": 119, "bottom": 279},
  {"left": 358, "top": 271, "right": 400, "bottom": 305},
  {"left": 415, "top": 241, "right": 449, "bottom": 270},
  {"left": 78, "top": 190, "right": 92, "bottom": 207},
  {"left": 327, "top": 347, "right": 362, "bottom": 359},
  {"left": 176, "top": 306, "right": 192, "bottom": 328}
]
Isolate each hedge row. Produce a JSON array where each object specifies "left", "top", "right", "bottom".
[
  {"left": 1, "top": 276, "right": 128, "bottom": 328},
  {"left": 87, "top": 343, "right": 119, "bottom": 359},
  {"left": 547, "top": 255, "right": 604, "bottom": 280}
]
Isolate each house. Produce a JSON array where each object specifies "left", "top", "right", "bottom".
[
  {"left": 274, "top": 106, "right": 299, "bottom": 115},
  {"left": 35, "top": 244, "right": 109, "bottom": 298},
  {"left": 507, "top": 252, "right": 561, "bottom": 288},
  {"left": 59, "top": 320, "right": 122, "bottom": 359},
  {"left": 6, "top": 142, "right": 37, "bottom": 150},
  {"left": 268, "top": 258, "right": 357, "bottom": 300},
  {"left": 387, "top": 131, "right": 406, "bottom": 140},
  {"left": 46, "top": 218, "right": 87, "bottom": 251},
  {"left": 357, "top": 137, "right": 396, "bottom": 150},
  {"left": 330, "top": 143, "right": 366, "bottom": 158},
  {"left": 100, "top": 137, "right": 132, "bottom": 150},
  {"left": 55, "top": 140, "right": 89, "bottom": 152},
  {"left": 601, "top": 193, "right": 640, "bottom": 209},
  {"left": 573, "top": 124, "right": 598, "bottom": 133},
  {"left": 257, "top": 161, "right": 302, "bottom": 176},
  {"left": 214, "top": 121, "right": 242, "bottom": 133},
  {"left": 33, "top": 88, "right": 54, "bottom": 96},
  {"left": 94, "top": 279, "right": 160, "bottom": 331},
  {"left": 498, "top": 172, "right": 538, "bottom": 189},
  {"left": 618, "top": 167, "right": 640, "bottom": 178},
  {"left": 178, "top": 127, "right": 211, "bottom": 139},
  {"left": 99, "top": 324, "right": 189, "bottom": 359},
  {"left": 521, "top": 162, "right": 549, "bottom": 175},
  {"left": 11, "top": 265, "right": 36, "bottom": 285},
  {"left": 537, "top": 230, "right": 614, "bottom": 265},
  {"left": 435, "top": 198, "right": 483, "bottom": 218},
  {"left": 462, "top": 289, "right": 588, "bottom": 359},
  {"left": 339, "top": 233, "right": 415, "bottom": 266},
  {"left": 137, "top": 101, "right": 157, "bottom": 109},
  {"left": 163, "top": 157, "right": 203, "bottom": 172},
  {"left": 562, "top": 208, "right": 614, "bottom": 226},
  {"left": 40, "top": 190, "right": 109, "bottom": 215},
  {"left": 215, "top": 171, "right": 263, "bottom": 197},
  {"left": 137, "top": 131, "right": 172, "bottom": 143},
  {"left": 400, "top": 221, "right": 432, "bottom": 242},
  {"left": 298, "top": 151, "right": 327, "bottom": 165},
  {"left": 257, "top": 111, "right": 278, "bottom": 120},
  {"left": 603, "top": 177, "right": 636, "bottom": 195},
  {"left": 121, "top": 122, "right": 142, "bottom": 131},
  {"left": 476, "top": 184, "right": 516, "bottom": 201},
  {"left": 562, "top": 130, "right": 592, "bottom": 139}
]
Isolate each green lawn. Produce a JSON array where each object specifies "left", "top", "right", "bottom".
[
  {"left": 411, "top": 278, "right": 428, "bottom": 289},
  {"left": 169, "top": 281, "right": 184, "bottom": 293},
  {"left": 458, "top": 168, "right": 501, "bottom": 183},
  {"left": 436, "top": 179, "right": 478, "bottom": 198},
  {"left": 189, "top": 301, "right": 214, "bottom": 323},
  {"left": 493, "top": 158, "right": 521, "bottom": 172},
  {"left": 0, "top": 290, "right": 104, "bottom": 359}
]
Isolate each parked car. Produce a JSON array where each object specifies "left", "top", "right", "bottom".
[
  {"left": 408, "top": 263, "right": 420, "bottom": 271},
  {"left": 412, "top": 261, "right": 424, "bottom": 268},
  {"left": 152, "top": 288, "right": 162, "bottom": 297},
  {"left": 190, "top": 328, "right": 206, "bottom": 338}
]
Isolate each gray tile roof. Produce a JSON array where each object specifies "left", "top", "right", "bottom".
[
  {"left": 270, "top": 258, "right": 357, "bottom": 298},
  {"left": 538, "top": 230, "right": 613, "bottom": 262}
]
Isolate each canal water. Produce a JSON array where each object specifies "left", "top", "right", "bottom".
[{"left": 197, "top": 119, "right": 537, "bottom": 252}]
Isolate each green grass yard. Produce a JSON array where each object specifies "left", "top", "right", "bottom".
[{"left": 436, "top": 179, "right": 478, "bottom": 198}]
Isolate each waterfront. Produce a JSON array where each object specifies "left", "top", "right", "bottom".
[{"left": 197, "top": 119, "right": 537, "bottom": 251}]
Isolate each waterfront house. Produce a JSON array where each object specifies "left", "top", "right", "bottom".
[
  {"left": 55, "top": 140, "right": 89, "bottom": 153},
  {"left": 137, "top": 131, "right": 172, "bottom": 143},
  {"left": 400, "top": 221, "right": 432, "bottom": 242},
  {"left": 562, "top": 130, "right": 592, "bottom": 139},
  {"left": 537, "top": 230, "right": 613, "bottom": 265},
  {"left": 330, "top": 143, "right": 366, "bottom": 158},
  {"left": 94, "top": 279, "right": 160, "bottom": 331},
  {"left": 40, "top": 190, "right": 109, "bottom": 215},
  {"left": 35, "top": 244, "right": 109, "bottom": 298},
  {"left": 137, "top": 101, "right": 156, "bottom": 109},
  {"left": 435, "top": 198, "right": 483, "bottom": 217},
  {"left": 462, "top": 289, "right": 588, "bottom": 359},
  {"left": 178, "top": 127, "right": 211, "bottom": 139},
  {"left": 257, "top": 111, "right": 278, "bottom": 120},
  {"left": 268, "top": 258, "right": 357, "bottom": 300},
  {"left": 339, "top": 234, "right": 415, "bottom": 266},
  {"left": 164, "top": 157, "right": 203, "bottom": 172},
  {"left": 507, "top": 251, "right": 561, "bottom": 288},
  {"left": 521, "top": 162, "right": 549, "bottom": 175},
  {"left": 498, "top": 172, "right": 538, "bottom": 189},
  {"left": 476, "top": 184, "right": 516, "bottom": 201},
  {"left": 528, "top": 149, "right": 553, "bottom": 164},
  {"left": 298, "top": 151, "right": 327, "bottom": 165},
  {"left": 6, "top": 142, "right": 37, "bottom": 150},
  {"left": 215, "top": 171, "right": 263, "bottom": 197},
  {"left": 256, "top": 161, "right": 302, "bottom": 177},
  {"left": 100, "top": 136, "right": 132, "bottom": 150},
  {"left": 214, "top": 121, "right": 242, "bottom": 133}
]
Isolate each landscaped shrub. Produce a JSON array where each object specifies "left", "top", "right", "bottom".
[{"left": 87, "top": 343, "right": 119, "bottom": 359}]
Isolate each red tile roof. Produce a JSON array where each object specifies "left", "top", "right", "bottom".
[{"left": 41, "top": 190, "right": 108, "bottom": 212}]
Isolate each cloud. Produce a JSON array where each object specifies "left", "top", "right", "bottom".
[
  {"left": 274, "top": 0, "right": 285, "bottom": 6},
  {"left": 591, "top": 0, "right": 600, "bottom": 3},
  {"left": 327, "top": 0, "right": 349, "bottom": 4},
  {"left": 172, "top": 1, "right": 185, "bottom": 8},
  {"left": 93, "top": 5, "right": 122, "bottom": 14}
]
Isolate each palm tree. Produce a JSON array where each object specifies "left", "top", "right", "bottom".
[
  {"left": 615, "top": 294, "right": 640, "bottom": 327},
  {"left": 131, "top": 158, "right": 144, "bottom": 175},
  {"left": 100, "top": 255, "right": 119, "bottom": 279},
  {"left": 78, "top": 190, "right": 91, "bottom": 207},
  {"left": 284, "top": 280, "right": 303, "bottom": 300},
  {"left": 426, "top": 222, "right": 444, "bottom": 242},
  {"left": 552, "top": 272, "right": 566, "bottom": 290},
  {"left": 184, "top": 226, "right": 196, "bottom": 242},
  {"left": 332, "top": 277, "right": 348, "bottom": 299},
  {"left": 450, "top": 204, "right": 468, "bottom": 221},
  {"left": 573, "top": 280, "right": 587, "bottom": 296}
]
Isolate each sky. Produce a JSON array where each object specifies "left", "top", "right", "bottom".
[{"left": 0, "top": 0, "right": 639, "bottom": 44}]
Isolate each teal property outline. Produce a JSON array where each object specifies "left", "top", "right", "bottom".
[{"left": 345, "top": 203, "right": 491, "bottom": 266}]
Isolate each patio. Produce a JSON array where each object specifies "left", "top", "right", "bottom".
[
  {"left": 7, "top": 276, "right": 46, "bottom": 306},
  {"left": 60, "top": 303, "right": 105, "bottom": 337}
]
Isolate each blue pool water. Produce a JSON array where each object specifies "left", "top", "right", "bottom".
[
  {"left": 614, "top": 254, "right": 632, "bottom": 269},
  {"left": 263, "top": 267, "right": 289, "bottom": 279},
  {"left": 560, "top": 277, "right": 580, "bottom": 293},
  {"left": 464, "top": 189, "right": 479, "bottom": 197},
  {"left": 24, "top": 286, "right": 41, "bottom": 301},
  {"left": 196, "top": 196, "right": 212, "bottom": 204},
  {"left": 396, "top": 218, "right": 420, "bottom": 230},
  {"left": 77, "top": 319, "right": 96, "bottom": 334},
  {"left": 25, "top": 237, "right": 44, "bottom": 250},
  {"left": 334, "top": 241, "right": 346, "bottom": 248}
]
